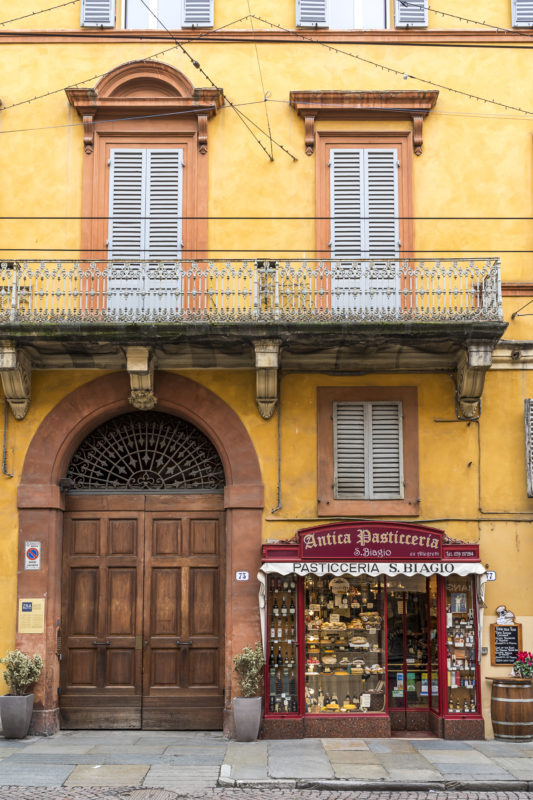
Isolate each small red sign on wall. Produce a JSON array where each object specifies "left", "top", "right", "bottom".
[{"left": 298, "top": 521, "right": 444, "bottom": 561}]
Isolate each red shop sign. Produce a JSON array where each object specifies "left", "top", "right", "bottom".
[{"left": 298, "top": 521, "right": 444, "bottom": 561}]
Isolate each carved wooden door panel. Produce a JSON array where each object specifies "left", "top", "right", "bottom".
[
  {"left": 60, "top": 509, "right": 144, "bottom": 729},
  {"left": 60, "top": 496, "right": 224, "bottom": 730},
  {"left": 142, "top": 507, "right": 225, "bottom": 730}
]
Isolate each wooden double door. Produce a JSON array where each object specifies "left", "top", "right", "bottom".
[{"left": 60, "top": 495, "right": 225, "bottom": 730}]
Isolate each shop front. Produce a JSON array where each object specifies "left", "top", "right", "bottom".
[{"left": 259, "top": 521, "right": 486, "bottom": 739}]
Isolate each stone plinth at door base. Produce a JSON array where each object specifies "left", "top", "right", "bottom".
[
  {"left": 30, "top": 707, "right": 60, "bottom": 736},
  {"left": 442, "top": 715, "right": 485, "bottom": 739}
]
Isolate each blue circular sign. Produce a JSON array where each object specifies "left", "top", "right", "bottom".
[{"left": 26, "top": 548, "right": 39, "bottom": 561}]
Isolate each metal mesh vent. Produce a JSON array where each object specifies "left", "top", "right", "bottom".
[{"left": 65, "top": 412, "right": 224, "bottom": 492}]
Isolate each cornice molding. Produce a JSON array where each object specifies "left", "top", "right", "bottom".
[
  {"left": 502, "top": 282, "right": 533, "bottom": 297},
  {"left": 66, "top": 60, "right": 223, "bottom": 154},
  {"left": 0, "top": 29, "right": 530, "bottom": 44},
  {"left": 290, "top": 90, "right": 438, "bottom": 155}
]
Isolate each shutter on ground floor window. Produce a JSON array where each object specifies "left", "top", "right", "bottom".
[
  {"left": 395, "top": 0, "right": 428, "bottom": 27},
  {"left": 183, "top": 0, "right": 214, "bottom": 26},
  {"left": 334, "top": 401, "right": 403, "bottom": 500},
  {"left": 296, "top": 0, "right": 328, "bottom": 27},
  {"left": 525, "top": 400, "right": 533, "bottom": 496},
  {"left": 512, "top": 0, "right": 533, "bottom": 26},
  {"left": 81, "top": 0, "right": 114, "bottom": 26},
  {"left": 370, "top": 403, "right": 403, "bottom": 499}
]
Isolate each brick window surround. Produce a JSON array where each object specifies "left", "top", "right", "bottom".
[{"left": 317, "top": 386, "right": 419, "bottom": 516}]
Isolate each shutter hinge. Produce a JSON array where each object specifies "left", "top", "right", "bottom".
[
  {"left": 106, "top": 240, "right": 109, "bottom": 247},
  {"left": 396, "top": 160, "right": 400, "bottom": 168},
  {"left": 397, "top": 241, "right": 401, "bottom": 248},
  {"left": 107, "top": 159, "right": 111, "bottom": 167}
]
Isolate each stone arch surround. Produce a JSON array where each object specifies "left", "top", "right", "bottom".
[{"left": 17, "top": 371, "right": 263, "bottom": 734}]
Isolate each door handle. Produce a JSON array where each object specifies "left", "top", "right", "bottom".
[
  {"left": 92, "top": 640, "right": 111, "bottom": 647},
  {"left": 176, "top": 639, "right": 193, "bottom": 647}
]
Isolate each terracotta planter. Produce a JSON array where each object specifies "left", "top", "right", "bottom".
[
  {"left": 0, "top": 694, "right": 34, "bottom": 739},
  {"left": 488, "top": 677, "right": 533, "bottom": 741},
  {"left": 233, "top": 696, "right": 263, "bottom": 741}
]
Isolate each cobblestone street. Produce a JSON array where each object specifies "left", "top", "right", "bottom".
[{"left": 0, "top": 789, "right": 532, "bottom": 800}]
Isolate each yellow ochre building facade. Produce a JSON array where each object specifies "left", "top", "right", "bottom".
[{"left": 0, "top": 0, "right": 532, "bottom": 738}]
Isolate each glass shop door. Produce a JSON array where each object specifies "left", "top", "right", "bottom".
[{"left": 386, "top": 576, "right": 430, "bottom": 730}]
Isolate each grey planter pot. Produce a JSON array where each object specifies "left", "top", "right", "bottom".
[
  {"left": 233, "top": 696, "right": 263, "bottom": 742},
  {"left": 0, "top": 694, "right": 34, "bottom": 739}
]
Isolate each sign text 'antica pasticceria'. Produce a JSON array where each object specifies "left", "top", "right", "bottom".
[{"left": 298, "top": 522, "right": 443, "bottom": 561}]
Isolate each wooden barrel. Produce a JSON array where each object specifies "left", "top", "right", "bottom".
[{"left": 490, "top": 677, "right": 533, "bottom": 741}]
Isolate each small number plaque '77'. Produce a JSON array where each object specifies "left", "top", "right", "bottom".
[{"left": 235, "top": 571, "right": 249, "bottom": 581}]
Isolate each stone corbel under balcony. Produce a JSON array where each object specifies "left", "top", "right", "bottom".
[
  {"left": 126, "top": 346, "right": 156, "bottom": 411},
  {"left": 0, "top": 345, "right": 31, "bottom": 420},
  {"left": 289, "top": 90, "right": 439, "bottom": 155},
  {"left": 253, "top": 339, "right": 281, "bottom": 420},
  {"left": 456, "top": 343, "right": 494, "bottom": 419}
]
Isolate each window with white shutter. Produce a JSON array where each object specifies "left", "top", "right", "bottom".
[
  {"left": 525, "top": 400, "right": 533, "bottom": 496},
  {"left": 81, "top": 0, "right": 115, "bottom": 27},
  {"left": 395, "top": 0, "right": 428, "bottom": 27},
  {"left": 512, "top": 0, "right": 533, "bottom": 27},
  {"left": 183, "top": 0, "right": 214, "bottom": 27},
  {"left": 317, "top": 386, "right": 418, "bottom": 516},
  {"left": 330, "top": 148, "right": 399, "bottom": 312},
  {"left": 125, "top": 0, "right": 187, "bottom": 29},
  {"left": 297, "top": 0, "right": 328, "bottom": 27},
  {"left": 334, "top": 401, "right": 403, "bottom": 500},
  {"left": 108, "top": 148, "right": 183, "bottom": 313}
]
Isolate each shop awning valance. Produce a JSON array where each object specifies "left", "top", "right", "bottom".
[{"left": 259, "top": 561, "right": 486, "bottom": 578}]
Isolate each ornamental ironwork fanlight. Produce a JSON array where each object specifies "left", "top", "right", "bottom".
[{"left": 65, "top": 412, "right": 225, "bottom": 492}]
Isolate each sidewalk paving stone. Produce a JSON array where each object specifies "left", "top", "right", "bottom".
[
  {"left": 268, "top": 740, "right": 334, "bottom": 780},
  {"left": 0, "top": 763, "right": 74, "bottom": 786},
  {"left": 366, "top": 740, "right": 418, "bottom": 753},
  {"left": 321, "top": 739, "right": 369, "bottom": 751},
  {"left": 331, "top": 763, "right": 387, "bottom": 779},
  {"left": 420, "top": 748, "right": 493, "bottom": 764},
  {"left": 326, "top": 750, "right": 380, "bottom": 764},
  {"left": 66, "top": 765, "right": 149, "bottom": 786},
  {"left": 223, "top": 741, "right": 268, "bottom": 781}
]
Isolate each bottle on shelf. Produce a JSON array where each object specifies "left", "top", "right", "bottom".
[
  {"left": 269, "top": 645, "right": 275, "bottom": 667},
  {"left": 276, "top": 648, "right": 283, "bottom": 666},
  {"left": 289, "top": 597, "right": 295, "bottom": 615},
  {"left": 272, "top": 598, "right": 279, "bottom": 617},
  {"left": 281, "top": 599, "right": 287, "bottom": 617}
]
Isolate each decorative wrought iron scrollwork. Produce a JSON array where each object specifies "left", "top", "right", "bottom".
[{"left": 65, "top": 412, "right": 225, "bottom": 492}]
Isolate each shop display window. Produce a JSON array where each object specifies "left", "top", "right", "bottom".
[
  {"left": 386, "top": 575, "right": 429, "bottom": 710},
  {"left": 303, "top": 575, "right": 385, "bottom": 713},
  {"left": 445, "top": 577, "right": 478, "bottom": 714},
  {"left": 267, "top": 576, "right": 298, "bottom": 713},
  {"left": 428, "top": 575, "right": 439, "bottom": 711}
]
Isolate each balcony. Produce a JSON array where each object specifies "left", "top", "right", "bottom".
[{"left": 0, "top": 257, "right": 506, "bottom": 418}]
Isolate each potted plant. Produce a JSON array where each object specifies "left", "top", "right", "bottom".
[
  {"left": 233, "top": 642, "right": 265, "bottom": 741},
  {"left": 0, "top": 650, "right": 43, "bottom": 738},
  {"left": 513, "top": 651, "right": 533, "bottom": 678}
]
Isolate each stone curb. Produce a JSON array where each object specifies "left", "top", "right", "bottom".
[{"left": 218, "top": 778, "right": 533, "bottom": 791}]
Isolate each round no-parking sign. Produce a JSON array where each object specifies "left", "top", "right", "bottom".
[{"left": 24, "top": 541, "right": 41, "bottom": 570}]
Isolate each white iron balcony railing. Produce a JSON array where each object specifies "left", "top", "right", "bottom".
[{"left": 0, "top": 258, "right": 502, "bottom": 324}]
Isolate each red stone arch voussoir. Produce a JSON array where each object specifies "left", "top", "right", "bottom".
[{"left": 17, "top": 371, "right": 263, "bottom": 735}]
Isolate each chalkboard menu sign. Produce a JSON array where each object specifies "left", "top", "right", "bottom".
[{"left": 490, "top": 623, "right": 522, "bottom": 666}]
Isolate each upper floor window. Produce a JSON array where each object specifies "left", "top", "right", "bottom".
[
  {"left": 296, "top": 0, "right": 428, "bottom": 29},
  {"left": 81, "top": 0, "right": 214, "bottom": 28},
  {"left": 512, "top": 0, "right": 533, "bottom": 26}
]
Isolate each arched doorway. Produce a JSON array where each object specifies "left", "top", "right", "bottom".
[
  {"left": 17, "top": 373, "right": 263, "bottom": 735},
  {"left": 61, "top": 411, "right": 225, "bottom": 730}
]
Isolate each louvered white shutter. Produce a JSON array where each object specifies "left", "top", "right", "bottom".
[
  {"left": 512, "top": 0, "right": 533, "bottom": 26},
  {"left": 183, "top": 0, "right": 213, "bottom": 26},
  {"left": 330, "top": 150, "right": 363, "bottom": 259},
  {"left": 525, "top": 400, "right": 533, "bottom": 496},
  {"left": 81, "top": 0, "right": 114, "bottom": 26},
  {"left": 334, "top": 403, "right": 366, "bottom": 498},
  {"left": 370, "top": 402, "right": 403, "bottom": 498},
  {"left": 145, "top": 150, "right": 183, "bottom": 259},
  {"left": 297, "top": 0, "right": 328, "bottom": 27},
  {"left": 395, "top": 0, "right": 428, "bottom": 27},
  {"left": 366, "top": 150, "right": 399, "bottom": 259},
  {"left": 108, "top": 150, "right": 145, "bottom": 260}
]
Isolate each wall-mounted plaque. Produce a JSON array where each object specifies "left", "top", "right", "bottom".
[
  {"left": 490, "top": 623, "right": 522, "bottom": 666},
  {"left": 18, "top": 598, "right": 45, "bottom": 634}
]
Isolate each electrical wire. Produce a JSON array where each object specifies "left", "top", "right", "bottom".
[
  {"left": 137, "top": 0, "right": 275, "bottom": 162},
  {"left": 0, "top": 13, "right": 253, "bottom": 111},
  {"left": 404, "top": 0, "right": 533, "bottom": 40},
  {"left": 0, "top": 216, "right": 531, "bottom": 221},
  {"left": 247, "top": 0, "right": 273, "bottom": 159},
  {"left": 0, "top": 249, "right": 525, "bottom": 253},
  {"left": 0, "top": 0, "right": 79, "bottom": 27},
  {"left": 250, "top": 14, "right": 533, "bottom": 117}
]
